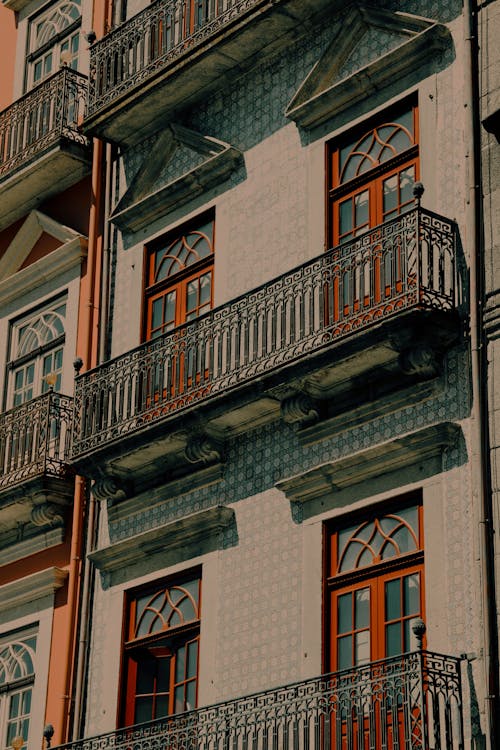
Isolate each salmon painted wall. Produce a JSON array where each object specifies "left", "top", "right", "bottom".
[{"left": 0, "top": 6, "right": 16, "bottom": 111}]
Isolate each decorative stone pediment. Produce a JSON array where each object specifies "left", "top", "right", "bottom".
[
  {"left": 111, "top": 124, "right": 243, "bottom": 232},
  {"left": 0, "top": 211, "right": 87, "bottom": 307},
  {"left": 285, "top": 5, "right": 451, "bottom": 129}
]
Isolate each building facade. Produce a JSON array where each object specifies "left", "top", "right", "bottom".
[{"left": 1, "top": 0, "right": 500, "bottom": 748}]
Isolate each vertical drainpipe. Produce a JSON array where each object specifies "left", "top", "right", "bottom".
[
  {"left": 463, "top": 0, "right": 500, "bottom": 745},
  {"left": 56, "top": 0, "right": 108, "bottom": 732}
]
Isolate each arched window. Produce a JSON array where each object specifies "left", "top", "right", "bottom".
[
  {"left": 122, "top": 573, "right": 201, "bottom": 727},
  {"left": 27, "top": 0, "right": 81, "bottom": 88},
  {"left": 327, "top": 100, "right": 419, "bottom": 247},
  {"left": 8, "top": 300, "right": 66, "bottom": 407},
  {"left": 326, "top": 497, "right": 424, "bottom": 672},
  {"left": 0, "top": 632, "right": 37, "bottom": 750},
  {"left": 144, "top": 213, "right": 214, "bottom": 340}
]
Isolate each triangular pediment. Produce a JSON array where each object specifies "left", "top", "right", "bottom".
[
  {"left": 111, "top": 124, "right": 243, "bottom": 233},
  {"left": 0, "top": 211, "right": 82, "bottom": 283},
  {"left": 285, "top": 4, "right": 451, "bottom": 129}
]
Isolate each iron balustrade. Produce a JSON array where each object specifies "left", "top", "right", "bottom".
[
  {"left": 0, "top": 392, "right": 74, "bottom": 492},
  {"left": 88, "top": 0, "right": 262, "bottom": 117},
  {"left": 0, "top": 68, "right": 89, "bottom": 181},
  {"left": 53, "top": 651, "right": 464, "bottom": 750},
  {"left": 72, "top": 208, "right": 458, "bottom": 458}
]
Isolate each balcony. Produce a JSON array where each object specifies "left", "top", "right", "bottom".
[
  {"left": 0, "top": 68, "right": 91, "bottom": 230},
  {"left": 84, "top": 0, "right": 345, "bottom": 145},
  {"left": 54, "top": 651, "right": 464, "bottom": 750},
  {"left": 70, "top": 207, "right": 462, "bottom": 493},
  {"left": 0, "top": 392, "right": 75, "bottom": 561}
]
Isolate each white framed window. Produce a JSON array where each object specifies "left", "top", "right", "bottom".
[
  {"left": 7, "top": 299, "right": 66, "bottom": 408},
  {"left": 0, "top": 629, "right": 37, "bottom": 750},
  {"left": 26, "top": 0, "right": 81, "bottom": 89}
]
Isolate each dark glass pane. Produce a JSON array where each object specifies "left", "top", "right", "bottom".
[
  {"left": 134, "top": 697, "right": 153, "bottom": 724},
  {"left": 337, "top": 593, "right": 352, "bottom": 634},
  {"left": 337, "top": 635, "right": 352, "bottom": 670},
  {"left": 156, "top": 694, "right": 169, "bottom": 718},
  {"left": 136, "top": 657, "right": 156, "bottom": 694},
  {"left": 26, "top": 365, "right": 35, "bottom": 384},
  {"left": 157, "top": 656, "right": 171, "bottom": 692},
  {"left": 400, "top": 166, "right": 415, "bottom": 204},
  {"left": 9, "top": 692, "right": 20, "bottom": 717},
  {"left": 152, "top": 298, "right": 163, "bottom": 330},
  {"left": 385, "top": 579, "right": 401, "bottom": 621},
  {"left": 339, "top": 198, "right": 353, "bottom": 236},
  {"left": 21, "top": 689, "right": 31, "bottom": 714},
  {"left": 386, "top": 622, "right": 401, "bottom": 657}
]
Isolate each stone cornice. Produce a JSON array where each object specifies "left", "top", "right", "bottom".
[
  {"left": 89, "top": 505, "right": 235, "bottom": 576},
  {"left": 276, "top": 422, "right": 462, "bottom": 504},
  {"left": 0, "top": 567, "right": 68, "bottom": 613}
]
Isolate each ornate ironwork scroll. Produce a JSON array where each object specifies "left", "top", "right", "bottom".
[
  {"left": 0, "top": 392, "right": 74, "bottom": 491},
  {"left": 0, "top": 68, "right": 89, "bottom": 181},
  {"left": 72, "top": 208, "right": 458, "bottom": 458},
  {"left": 53, "top": 650, "right": 464, "bottom": 750}
]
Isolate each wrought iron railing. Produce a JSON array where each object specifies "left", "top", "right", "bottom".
[
  {"left": 87, "top": 0, "right": 261, "bottom": 117},
  {"left": 0, "top": 68, "right": 89, "bottom": 181},
  {"left": 0, "top": 392, "right": 74, "bottom": 492},
  {"left": 72, "top": 208, "right": 458, "bottom": 458},
  {"left": 54, "top": 651, "right": 464, "bottom": 749}
]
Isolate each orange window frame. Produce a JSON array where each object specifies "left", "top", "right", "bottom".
[
  {"left": 143, "top": 214, "right": 215, "bottom": 342},
  {"left": 327, "top": 100, "right": 420, "bottom": 249},
  {"left": 120, "top": 573, "right": 202, "bottom": 728},
  {"left": 325, "top": 497, "right": 425, "bottom": 674}
]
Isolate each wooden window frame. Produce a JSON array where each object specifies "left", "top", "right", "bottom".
[
  {"left": 143, "top": 212, "right": 215, "bottom": 342},
  {"left": 324, "top": 492, "right": 425, "bottom": 674},
  {"left": 120, "top": 570, "right": 202, "bottom": 728},
  {"left": 326, "top": 98, "right": 419, "bottom": 249}
]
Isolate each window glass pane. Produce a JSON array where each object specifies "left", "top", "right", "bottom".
[
  {"left": 337, "top": 593, "right": 352, "bottom": 634},
  {"left": 385, "top": 622, "right": 401, "bottom": 657},
  {"left": 199, "top": 272, "right": 211, "bottom": 305},
  {"left": 175, "top": 645, "right": 186, "bottom": 683},
  {"left": 44, "top": 53, "right": 53, "bottom": 76},
  {"left": 385, "top": 579, "right": 401, "bottom": 621},
  {"left": 400, "top": 166, "right": 415, "bottom": 204},
  {"left": 174, "top": 685, "right": 185, "bottom": 713},
  {"left": 354, "top": 190, "right": 369, "bottom": 228},
  {"left": 339, "top": 198, "right": 352, "bottom": 237},
  {"left": 134, "top": 696, "right": 153, "bottom": 724},
  {"left": 26, "top": 365, "right": 35, "bottom": 385},
  {"left": 404, "top": 574, "right": 420, "bottom": 616},
  {"left": 136, "top": 657, "right": 155, "bottom": 693},
  {"left": 337, "top": 635, "right": 352, "bottom": 670},
  {"left": 355, "top": 631, "right": 370, "bottom": 665},
  {"left": 355, "top": 588, "right": 370, "bottom": 629},
  {"left": 156, "top": 695, "right": 169, "bottom": 718},
  {"left": 156, "top": 656, "right": 171, "bottom": 692},
  {"left": 186, "top": 280, "right": 198, "bottom": 312},
  {"left": 187, "top": 640, "right": 198, "bottom": 678},
  {"left": 383, "top": 174, "right": 398, "bottom": 213},
  {"left": 186, "top": 680, "right": 196, "bottom": 710},
  {"left": 14, "top": 370, "right": 24, "bottom": 390}
]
